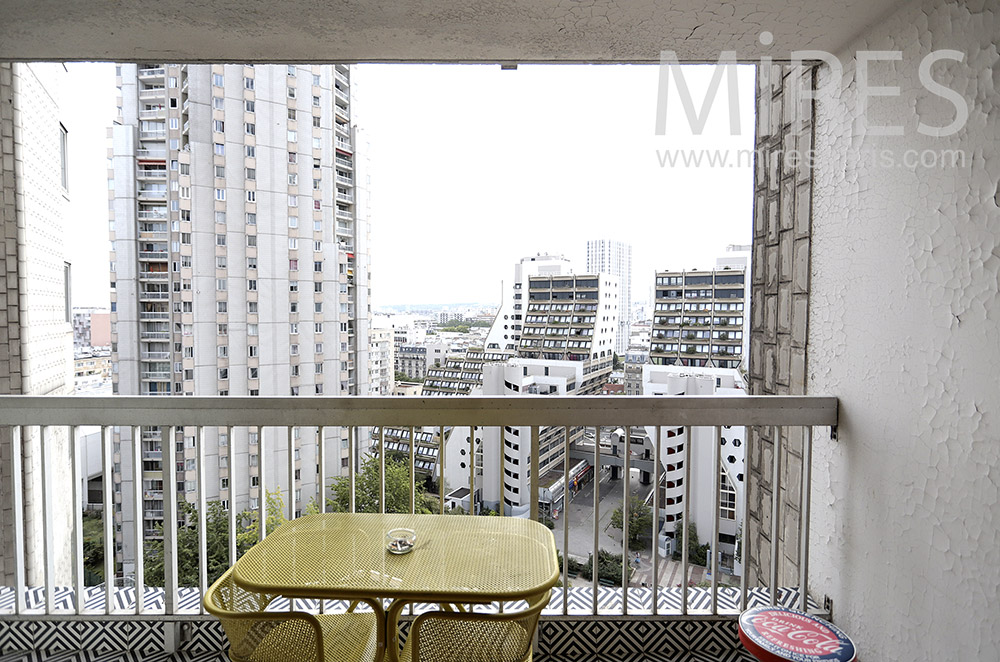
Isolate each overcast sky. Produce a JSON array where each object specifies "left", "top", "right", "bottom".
[{"left": 66, "top": 63, "right": 755, "bottom": 311}]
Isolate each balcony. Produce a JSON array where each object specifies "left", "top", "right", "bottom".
[
  {"left": 335, "top": 156, "right": 353, "bottom": 169},
  {"left": 138, "top": 251, "right": 168, "bottom": 261},
  {"left": 138, "top": 330, "right": 170, "bottom": 340},
  {"left": 0, "top": 393, "right": 834, "bottom": 653},
  {"left": 138, "top": 310, "right": 169, "bottom": 320},
  {"left": 139, "top": 130, "right": 166, "bottom": 140},
  {"left": 137, "top": 67, "right": 165, "bottom": 78},
  {"left": 135, "top": 148, "right": 167, "bottom": 160},
  {"left": 137, "top": 189, "right": 167, "bottom": 200},
  {"left": 334, "top": 103, "right": 350, "bottom": 120},
  {"left": 335, "top": 138, "right": 352, "bottom": 153},
  {"left": 334, "top": 87, "right": 349, "bottom": 103},
  {"left": 136, "top": 209, "right": 167, "bottom": 220},
  {"left": 335, "top": 208, "right": 352, "bottom": 220},
  {"left": 335, "top": 174, "right": 353, "bottom": 186},
  {"left": 336, "top": 191, "right": 354, "bottom": 203},
  {"left": 334, "top": 69, "right": 349, "bottom": 86},
  {"left": 138, "top": 108, "right": 165, "bottom": 120},
  {"left": 138, "top": 87, "right": 165, "bottom": 100},
  {"left": 138, "top": 291, "right": 169, "bottom": 300},
  {"left": 138, "top": 271, "right": 169, "bottom": 281},
  {"left": 136, "top": 168, "right": 167, "bottom": 179}
]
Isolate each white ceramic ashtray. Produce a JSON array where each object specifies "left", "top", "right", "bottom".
[{"left": 386, "top": 528, "right": 416, "bottom": 555}]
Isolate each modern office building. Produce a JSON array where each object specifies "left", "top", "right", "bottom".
[
  {"left": 109, "top": 63, "right": 369, "bottom": 568},
  {"left": 650, "top": 266, "right": 746, "bottom": 369},
  {"left": 586, "top": 239, "right": 631, "bottom": 354}
]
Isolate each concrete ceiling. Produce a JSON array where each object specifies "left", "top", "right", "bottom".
[{"left": 1, "top": 0, "right": 913, "bottom": 63}]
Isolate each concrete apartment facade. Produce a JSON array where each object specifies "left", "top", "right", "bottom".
[
  {"left": 650, "top": 267, "right": 746, "bottom": 370},
  {"left": 586, "top": 239, "right": 631, "bottom": 355},
  {"left": 484, "top": 253, "right": 573, "bottom": 353},
  {"left": 109, "top": 63, "right": 370, "bottom": 569}
]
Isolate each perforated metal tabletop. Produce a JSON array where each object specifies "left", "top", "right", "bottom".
[{"left": 233, "top": 513, "right": 560, "bottom": 603}]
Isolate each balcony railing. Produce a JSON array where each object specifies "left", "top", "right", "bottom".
[
  {"left": 335, "top": 156, "right": 353, "bottom": 169},
  {"left": 137, "top": 210, "right": 167, "bottom": 220},
  {"left": 0, "top": 395, "right": 835, "bottom": 621},
  {"left": 139, "top": 130, "right": 167, "bottom": 140},
  {"left": 137, "top": 190, "right": 167, "bottom": 200}
]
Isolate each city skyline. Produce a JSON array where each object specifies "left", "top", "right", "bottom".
[{"left": 66, "top": 62, "right": 754, "bottom": 309}]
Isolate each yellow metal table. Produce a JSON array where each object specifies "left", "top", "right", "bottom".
[{"left": 233, "top": 513, "right": 560, "bottom": 662}]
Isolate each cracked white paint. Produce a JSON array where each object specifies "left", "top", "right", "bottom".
[{"left": 809, "top": 1, "right": 999, "bottom": 659}]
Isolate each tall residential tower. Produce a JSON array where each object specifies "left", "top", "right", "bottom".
[
  {"left": 109, "top": 63, "right": 370, "bottom": 570},
  {"left": 586, "top": 239, "right": 631, "bottom": 354}
]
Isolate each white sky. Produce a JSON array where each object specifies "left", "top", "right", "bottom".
[{"left": 65, "top": 63, "right": 756, "bottom": 311}]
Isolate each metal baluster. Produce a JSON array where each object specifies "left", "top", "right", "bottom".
[
  {"left": 133, "top": 425, "right": 145, "bottom": 614},
  {"left": 197, "top": 427, "right": 207, "bottom": 614},
  {"left": 71, "top": 425, "right": 84, "bottom": 614},
  {"left": 318, "top": 426, "right": 326, "bottom": 514},
  {"left": 562, "top": 425, "right": 570, "bottom": 615},
  {"left": 740, "top": 426, "right": 752, "bottom": 611},
  {"left": 770, "top": 426, "right": 782, "bottom": 606},
  {"left": 227, "top": 426, "right": 236, "bottom": 566},
  {"left": 287, "top": 427, "right": 295, "bottom": 521},
  {"left": 711, "top": 426, "right": 721, "bottom": 615},
  {"left": 409, "top": 426, "right": 415, "bottom": 514},
  {"left": 469, "top": 427, "right": 475, "bottom": 515},
  {"left": 622, "top": 425, "right": 630, "bottom": 616},
  {"left": 40, "top": 426, "right": 55, "bottom": 614},
  {"left": 681, "top": 426, "right": 691, "bottom": 615},
  {"left": 529, "top": 426, "right": 539, "bottom": 522},
  {"left": 592, "top": 426, "right": 600, "bottom": 615},
  {"left": 799, "top": 427, "right": 812, "bottom": 611},
  {"left": 652, "top": 426, "right": 661, "bottom": 616},
  {"left": 348, "top": 426, "right": 356, "bottom": 514},
  {"left": 498, "top": 425, "right": 504, "bottom": 517},
  {"left": 438, "top": 425, "right": 445, "bottom": 515},
  {"left": 379, "top": 426, "right": 386, "bottom": 514},
  {"left": 257, "top": 427, "right": 266, "bottom": 541},
  {"left": 163, "top": 426, "right": 179, "bottom": 615},
  {"left": 103, "top": 426, "right": 115, "bottom": 614}
]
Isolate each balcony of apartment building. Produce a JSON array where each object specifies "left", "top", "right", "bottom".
[{"left": 1, "top": 0, "right": 996, "bottom": 660}]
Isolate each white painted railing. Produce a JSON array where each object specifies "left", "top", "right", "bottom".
[{"left": 0, "top": 395, "right": 835, "bottom": 619}]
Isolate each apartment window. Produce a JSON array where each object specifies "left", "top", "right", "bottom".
[
  {"left": 248, "top": 367, "right": 259, "bottom": 379},
  {"left": 287, "top": 108, "right": 297, "bottom": 120},
  {"left": 247, "top": 279, "right": 257, "bottom": 291},
  {"left": 245, "top": 212, "right": 257, "bottom": 225},
  {"left": 288, "top": 195, "right": 298, "bottom": 207},
  {"left": 247, "top": 257, "right": 257, "bottom": 269},
  {"left": 288, "top": 174, "right": 298, "bottom": 186},
  {"left": 314, "top": 261, "right": 323, "bottom": 272},
  {"left": 312, "top": 74, "right": 321, "bottom": 86},
  {"left": 311, "top": 115, "right": 321, "bottom": 128},
  {"left": 313, "top": 199, "right": 322, "bottom": 211},
  {"left": 314, "top": 282, "right": 323, "bottom": 293},
  {"left": 290, "top": 301, "right": 298, "bottom": 313},
  {"left": 216, "top": 234, "right": 226, "bottom": 246},
  {"left": 248, "top": 301, "right": 258, "bottom": 313},
  {"left": 245, "top": 123, "right": 255, "bottom": 136},
  {"left": 244, "top": 77, "right": 254, "bottom": 90},
  {"left": 218, "top": 324, "right": 228, "bottom": 336},
  {"left": 290, "top": 346, "right": 299, "bottom": 357},
  {"left": 179, "top": 186, "right": 190, "bottom": 198},
  {"left": 169, "top": 139, "right": 179, "bottom": 149},
  {"left": 217, "top": 300, "right": 227, "bottom": 313},
  {"left": 213, "top": 74, "right": 224, "bottom": 86},
  {"left": 314, "top": 322, "right": 323, "bottom": 333},
  {"left": 287, "top": 87, "right": 296, "bottom": 99},
  {"left": 246, "top": 190, "right": 256, "bottom": 202},
  {"left": 214, "top": 143, "right": 224, "bottom": 155},
  {"left": 213, "top": 120, "right": 225, "bottom": 133},
  {"left": 289, "top": 259, "right": 298, "bottom": 271},
  {"left": 170, "top": 159, "right": 179, "bottom": 171},
  {"left": 314, "top": 302, "right": 323, "bottom": 313},
  {"left": 220, "top": 478, "right": 229, "bottom": 490},
  {"left": 248, "top": 345, "right": 258, "bottom": 357},
  {"left": 214, "top": 188, "right": 225, "bottom": 201},
  {"left": 216, "top": 279, "right": 227, "bottom": 291},
  {"left": 313, "top": 241, "right": 322, "bottom": 252},
  {"left": 312, "top": 95, "right": 320, "bottom": 107},
  {"left": 315, "top": 384, "right": 324, "bottom": 395},
  {"left": 290, "top": 323, "right": 299, "bottom": 334},
  {"left": 288, "top": 130, "right": 297, "bottom": 142},
  {"left": 213, "top": 96, "right": 224, "bottom": 109},
  {"left": 181, "top": 256, "right": 192, "bottom": 267},
  {"left": 245, "top": 167, "right": 255, "bottom": 180},
  {"left": 247, "top": 323, "right": 258, "bottom": 336},
  {"left": 218, "top": 368, "right": 229, "bottom": 380},
  {"left": 216, "top": 256, "right": 227, "bottom": 269},
  {"left": 245, "top": 145, "right": 256, "bottom": 158},
  {"left": 288, "top": 152, "right": 297, "bottom": 164},
  {"left": 290, "top": 386, "right": 299, "bottom": 396},
  {"left": 314, "top": 219, "right": 322, "bottom": 231},
  {"left": 313, "top": 137, "right": 322, "bottom": 150},
  {"left": 315, "top": 363, "right": 323, "bottom": 374},
  {"left": 245, "top": 99, "right": 255, "bottom": 113},
  {"left": 288, "top": 216, "right": 298, "bottom": 228},
  {"left": 288, "top": 238, "right": 298, "bottom": 249},
  {"left": 289, "top": 281, "right": 298, "bottom": 292},
  {"left": 170, "top": 117, "right": 179, "bottom": 130},
  {"left": 215, "top": 210, "right": 226, "bottom": 222},
  {"left": 315, "top": 342, "right": 323, "bottom": 353}
]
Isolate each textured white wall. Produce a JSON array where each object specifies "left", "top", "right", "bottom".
[{"left": 809, "top": 0, "right": 999, "bottom": 659}]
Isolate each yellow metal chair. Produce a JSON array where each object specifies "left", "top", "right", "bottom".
[
  {"left": 395, "top": 591, "right": 550, "bottom": 662},
  {"left": 205, "top": 568, "right": 385, "bottom": 662}
]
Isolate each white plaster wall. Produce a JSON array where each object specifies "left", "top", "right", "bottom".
[{"left": 809, "top": 1, "right": 999, "bottom": 658}]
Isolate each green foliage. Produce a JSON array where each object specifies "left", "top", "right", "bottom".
[
  {"left": 612, "top": 353, "right": 623, "bottom": 370},
  {"left": 143, "top": 491, "right": 282, "bottom": 588},
  {"left": 439, "top": 324, "right": 471, "bottom": 333},
  {"left": 580, "top": 550, "right": 628, "bottom": 586},
  {"left": 672, "top": 520, "right": 710, "bottom": 566},
  {"left": 610, "top": 496, "right": 653, "bottom": 548},
  {"left": 327, "top": 454, "right": 437, "bottom": 514},
  {"left": 469, "top": 320, "right": 491, "bottom": 327},
  {"left": 82, "top": 512, "right": 105, "bottom": 585}
]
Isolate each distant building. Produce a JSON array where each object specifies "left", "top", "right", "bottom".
[
  {"left": 368, "top": 326, "right": 394, "bottom": 395},
  {"left": 623, "top": 343, "right": 650, "bottom": 395},
  {"left": 586, "top": 239, "right": 632, "bottom": 354},
  {"left": 73, "top": 308, "right": 112, "bottom": 349},
  {"left": 484, "top": 253, "right": 573, "bottom": 353},
  {"left": 396, "top": 341, "right": 449, "bottom": 381}
]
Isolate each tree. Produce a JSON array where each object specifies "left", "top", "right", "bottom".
[
  {"left": 580, "top": 550, "right": 628, "bottom": 586},
  {"left": 613, "top": 353, "right": 622, "bottom": 370},
  {"left": 610, "top": 495, "right": 653, "bottom": 548},
  {"left": 328, "top": 455, "right": 436, "bottom": 514},
  {"left": 672, "top": 520, "right": 709, "bottom": 566}
]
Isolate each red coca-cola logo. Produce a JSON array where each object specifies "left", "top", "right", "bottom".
[
  {"left": 739, "top": 607, "right": 856, "bottom": 662},
  {"left": 751, "top": 612, "right": 843, "bottom": 656}
]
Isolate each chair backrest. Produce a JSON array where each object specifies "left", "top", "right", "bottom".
[
  {"left": 204, "top": 568, "right": 324, "bottom": 662},
  {"left": 407, "top": 591, "right": 551, "bottom": 662}
]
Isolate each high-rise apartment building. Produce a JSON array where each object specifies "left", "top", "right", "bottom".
[
  {"left": 650, "top": 266, "right": 746, "bottom": 369},
  {"left": 484, "top": 253, "right": 573, "bottom": 353},
  {"left": 586, "top": 239, "right": 631, "bottom": 354},
  {"left": 109, "top": 63, "right": 369, "bottom": 568}
]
